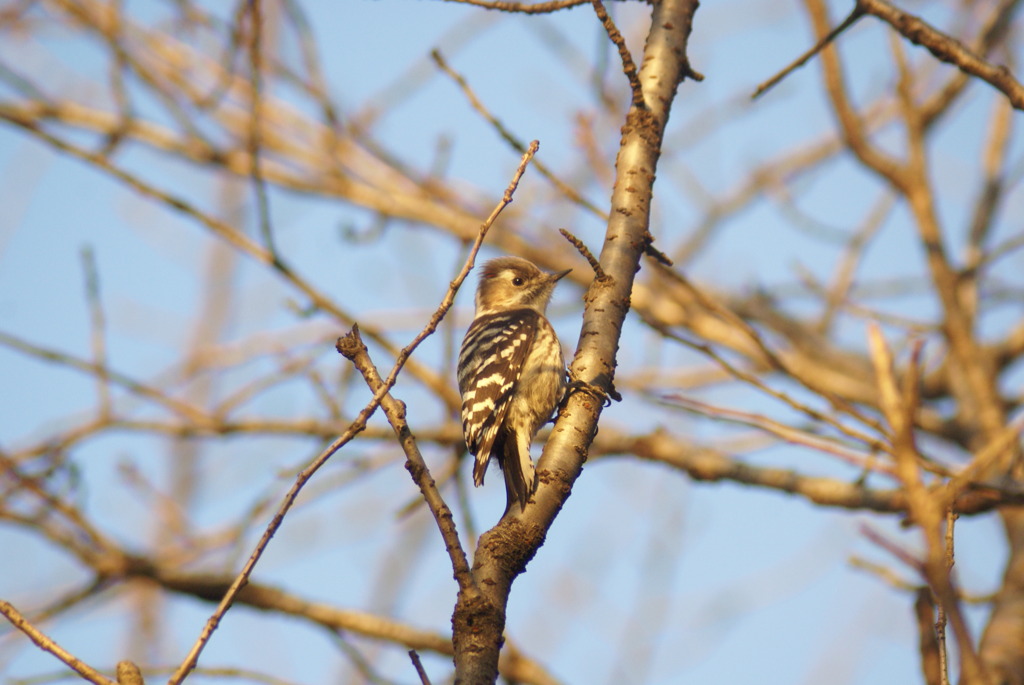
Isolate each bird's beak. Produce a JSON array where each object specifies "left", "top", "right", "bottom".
[{"left": 551, "top": 268, "right": 572, "bottom": 282}]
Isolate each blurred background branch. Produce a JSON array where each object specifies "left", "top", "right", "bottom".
[{"left": 1, "top": 0, "right": 1023, "bottom": 683}]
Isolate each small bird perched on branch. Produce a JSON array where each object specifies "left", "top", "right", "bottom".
[{"left": 458, "top": 256, "right": 570, "bottom": 513}]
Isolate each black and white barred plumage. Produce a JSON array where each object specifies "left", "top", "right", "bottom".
[{"left": 458, "top": 257, "right": 570, "bottom": 512}]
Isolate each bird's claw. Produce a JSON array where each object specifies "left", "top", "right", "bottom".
[{"left": 565, "top": 373, "right": 620, "bottom": 408}]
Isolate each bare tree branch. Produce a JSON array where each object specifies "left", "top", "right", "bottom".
[
  {"left": 451, "top": 1, "right": 701, "bottom": 680},
  {"left": 858, "top": 0, "right": 1024, "bottom": 110},
  {"left": 0, "top": 600, "right": 117, "bottom": 685}
]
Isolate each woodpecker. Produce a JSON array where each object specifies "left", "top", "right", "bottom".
[{"left": 458, "top": 256, "right": 570, "bottom": 512}]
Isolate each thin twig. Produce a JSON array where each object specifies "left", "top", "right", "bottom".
[
  {"left": 867, "top": 327, "right": 988, "bottom": 684},
  {"left": 167, "top": 142, "right": 540, "bottom": 684},
  {"left": 646, "top": 266, "right": 890, "bottom": 450},
  {"left": 409, "top": 650, "right": 432, "bottom": 685},
  {"left": 860, "top": 523, "right": 925, "bottom": 573},
  {"left": 440, "top": 0, "right": 588, "bottom": 12},
  {"left": 817, "top": 192, "right": 894, "bottom": 333},
  {"left": 935, "top": 508, "right": 957, "bottom": 685},
  {"left": 245, "top": 0, "right": 279, "bottom": 261},
  {"left": 338, "top": 326, "right": 474, "bottom": 593},
  {"left": 803, "top": 0, "right": 908, "bottom": 189},
  {"left": 80, "top": 246, "right": 111, "bottom": 418},
  {"left": 849, "top": 556, "right": 917, "bottom": 592},
  {"left": 663, "top": 393, "right": 892, "bottom": 473},
  {"left": 431, "top": 49, "right": 606, "bottom": 219},
  {"left": 558, "top": 228, "right": 606, "bottom": 280},
  {"left": 642, "top": 231, "right": 674, "bottom": 267},
  {"left": 0, "top": 112, "right": 462, "bottom": 408},
  {"left": 936, "top": 411, "right": 1024, "bottom": 512},
  {"left": 590, "top": 0, "right": 644, "bottom": 107},
  {"left": 0, "top": 600, "right": 117, "bottom": 685},
  {"left": 0, "top": 329, "right": 211, "bottom": 425},
  {"left": 195, "top": 1, "right": 249, "bottom": 109},
  {"left": 625, "top": 427, "right": 1022, "bottom": 515},
  {"left": 753, "top": 6, "right": 864, "bottom": 99}
]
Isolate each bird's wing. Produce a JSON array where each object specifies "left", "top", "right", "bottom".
[{"left": 457, "top": 310, "right": 539, "bottom": 478}]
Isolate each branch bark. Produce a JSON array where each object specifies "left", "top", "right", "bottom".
[
  {"left": 0, "top": 600, "right": 117, "bottom": 685},
  {"left": 450, "top": 1, "right": 701, "bottom": 681},
  {"left": 858, "top": 0, "right": 1024, "bottom": 110}
]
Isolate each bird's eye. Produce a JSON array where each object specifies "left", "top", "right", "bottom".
[{"left": 512, "top": 277, "right": 524, "bottom": 286}]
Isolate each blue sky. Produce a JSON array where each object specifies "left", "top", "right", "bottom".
[{"left": 0, "top": 1, "right": 1017, "bottom": 684}]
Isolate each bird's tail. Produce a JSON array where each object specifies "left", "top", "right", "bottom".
[
  {"left": 500, "top": 433, "right": 535, "bottom": 514},
  {"left": 472, "top": 452, "right": 488, "bottom": 488}
]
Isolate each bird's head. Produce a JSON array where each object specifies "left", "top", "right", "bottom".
[{"left": 474, "top": 256, "right": 571, "bottom": 315}]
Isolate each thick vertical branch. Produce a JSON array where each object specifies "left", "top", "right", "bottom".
[{"left": 451, "top": 1, "right": 701, "bottom": 682}]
